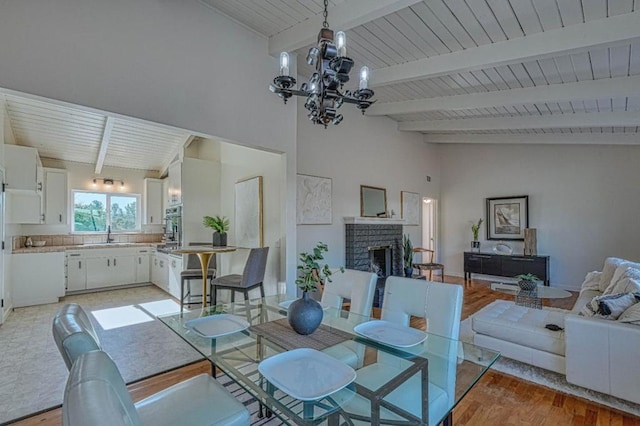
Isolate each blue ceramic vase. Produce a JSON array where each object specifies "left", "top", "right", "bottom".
[{"left": 288, "top": 292, "right": 323, "bottom": 335}]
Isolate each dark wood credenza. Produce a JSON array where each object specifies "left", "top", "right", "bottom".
[{"left": 464, "top": 251, "right": 550, "bottom": 286}]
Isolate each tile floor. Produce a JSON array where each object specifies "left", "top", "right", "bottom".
[{"left": 0, "top": 285, "right": 202, "bottom": 423}]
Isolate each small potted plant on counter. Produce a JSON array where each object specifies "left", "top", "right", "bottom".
[{"left": 203, "top": 215, "right": 229, "bottom": 246}]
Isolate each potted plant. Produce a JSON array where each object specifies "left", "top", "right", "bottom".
[
  {"left": 403, "top": 234, "right": 413, "bottom": 277},
  {"left": 289, "top": 242, "right": 342, "bottom": 335},
  {"left": 203, "top": 215, "right": 229, "bottom": 246},
  {"left": 471, "top": 218, "right": 483, "bottom": 252},
  {"left": 515, "top": 273, "right": 539, "bottom": 291}
]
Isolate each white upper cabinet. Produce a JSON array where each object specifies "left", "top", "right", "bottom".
[
  {"left": 167, "top": 161, "right": 182, "bottom": 206},
  {"left": 5, "top": 145, "right": 43, "bottom": 192},
  {"left": 44, "top": 168, "right": 68, "bottom": 224},
  {"left": 143, "top": 178, "right": 163, "bottom": 225}
]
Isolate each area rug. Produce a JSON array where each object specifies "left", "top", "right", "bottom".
[{"left": 460, "top": 317, "right": 640, "bottom": 417}]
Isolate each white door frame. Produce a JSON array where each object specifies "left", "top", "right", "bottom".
[{"left": 421, "top": 197, "right": 438, "bottom": 263}]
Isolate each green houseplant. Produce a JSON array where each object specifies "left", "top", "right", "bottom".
[
  {"left": 515, "top": 273, "right": 539, "bottom": 291},
  {"left": 403, "top": 234, "right": 413, "bottom": 277},
  {"left": 470, "top": 218, "right": 483, "bottom": 252},
  {"left": 203, "top": 215, "right": 229, "bottom": 246},
  {"left": 290, "top": 242, "right": 343, "bottom": 335}
]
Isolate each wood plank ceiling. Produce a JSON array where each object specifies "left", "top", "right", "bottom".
[
  {"left": 3, "top": 94, "right": 192, "bottom": 172},
  {"left": 206, "top": 0, "right": 640, "bottom": 143}
]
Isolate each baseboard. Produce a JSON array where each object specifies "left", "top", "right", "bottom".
[{"left": 2, "top": 305, "right": 12, "bottom": 323}]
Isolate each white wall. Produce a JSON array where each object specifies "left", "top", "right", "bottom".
[
  {"left": 217, "top": 142, "right": 284, "bottom": 296},
  {"left": 439, "top": 143, "right": 640, "bottom": 290},
  {"left": 0, "top": 0, "right": 299, "bottom": 289},
  {"left": 297, "top": 106, "right": 441, "bottom": 270}
]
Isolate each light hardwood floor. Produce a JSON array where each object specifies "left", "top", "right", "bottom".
[{"left": 12, "top": 277, "right": 640, "bottom": 426}]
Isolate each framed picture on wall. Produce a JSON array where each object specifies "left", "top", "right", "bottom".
[
  {"left": 486, "top": 195, "right": 528, "bottom": 240},
  {"left": 296, "top": 174, "right": 332, "bottom": 225},
  {"left": 401, "top": 191, "right": 420, "bottom": 226},
  {"left": 235, "top": 176, "right": 263, "bottom": 247}
]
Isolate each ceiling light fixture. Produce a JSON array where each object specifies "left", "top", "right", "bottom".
[{"left": 269, "top": 0, "right": 375, "bottom": 128}]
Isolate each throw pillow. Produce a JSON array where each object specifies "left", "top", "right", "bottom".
[
  {"left": 599, "top": 258, "right": 640, "bottom": 292},
  {"left": 604, "top": 266, "right": 640, "bottom": 295},
  {"left": 580, "top": 292, "right": 640, "bottom": 319},
  {"left": 580, "top": 271, "right": 602, "bottom": 291},
  {"left": 619, "top": 302, "right": 640, "bottom": 325}
]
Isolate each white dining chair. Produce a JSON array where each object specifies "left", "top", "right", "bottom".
[
  {"left": 321, "top": 269, "right": 377, "bottom": 369},
  {"left": 348, "top": 277, "right": 464, "bottom": 425},
  {"left": 63, "top": 350, "right": 250, "bottom": 426},
  {"left": 52, "top": 303, "right": 102, "bottom": 370}
]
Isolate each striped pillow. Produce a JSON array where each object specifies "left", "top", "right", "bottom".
[
  {"left": 580, "top": 292, "right": 640, "bottom": 320},
  {"left": 619, "top": 302, "right": 640, "bottom": 325}
]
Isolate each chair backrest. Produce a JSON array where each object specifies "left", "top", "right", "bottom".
[
  {"left": 381, "top": 277, "right": 463, "bottom": 340},
  {"left": 63, "top": 350, "right": 141, "bottom": 426},
  {"left": 241, "top": 247, "right": 269, "bottom": 287},
  {"left": 413, "top": 247, "right": 434, "bottom": 263},
  {"left": 52, "top": 303, "right": 101, "bottom": 370},
  {"left": 321, "top": 269, "right": 377, "bottom": 317},
  {"left": 187, "top": 243, "right": 216, "bottom": 270}
]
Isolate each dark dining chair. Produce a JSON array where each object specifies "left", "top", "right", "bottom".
[
  {"left": 180, "top": 243, "right": 217, "bottom": 312},
  {"left": 412, "top": 247, "right": 445, "bottom": 282},
  {"left": 210, "top": 247, "right": 269, "bottom": 319}
]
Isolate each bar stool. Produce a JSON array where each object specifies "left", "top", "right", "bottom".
[{"left": 180, "top": 243, "right": 216, "bottom": 312}]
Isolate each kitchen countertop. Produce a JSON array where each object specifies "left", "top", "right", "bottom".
[{"left": 12, "top": 243, "right": 163, "bottom": 254}]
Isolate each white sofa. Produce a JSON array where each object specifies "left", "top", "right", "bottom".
[{"left": 472, "top": 258, "right": 640, "bottom": 405}]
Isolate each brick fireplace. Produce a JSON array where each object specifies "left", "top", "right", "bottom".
[{"left": 344, "top": 218, "right": 404, "bottom": 307}]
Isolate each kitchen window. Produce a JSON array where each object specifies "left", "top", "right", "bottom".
[{"left": 73, "top": 191, "right": 141, "bottom": 232}]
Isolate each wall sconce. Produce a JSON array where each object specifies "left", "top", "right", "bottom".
[{"left": 92, "top": 178, "right": 125, "bottom": 190}]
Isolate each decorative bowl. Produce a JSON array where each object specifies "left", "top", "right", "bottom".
[
  {"left": 518, "top": 280, "right": 537, "bottom": 291},
  {"left": 32, "top": 241, "right": 46, "bottom": 247}
]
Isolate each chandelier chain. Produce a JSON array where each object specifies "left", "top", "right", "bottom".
[{"left": 322, "top": 0, "right": 329, "bottom": 28}]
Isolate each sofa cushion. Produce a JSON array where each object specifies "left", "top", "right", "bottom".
[
  {"left": 581, "top": 292, "right": 640, "bottom": 319},
  {"left": 580, "top": 271, "right": 602, "bottom": 291},
  {"left": 599, "top": 258, "right": 640, "bottom": 292},
  {"left": 572, "top": 289, "right": 601, "bottom": 314},
  {"left": 604, "top": 266, "right": 640, "bottom": 295},
  {"left": 618, "top": 302, "right": 640, "bottom": 325},
  {"left": 472, "top": 301, "right": 567, "bottom": 356}
]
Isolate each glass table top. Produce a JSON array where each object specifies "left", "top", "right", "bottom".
[{"left": 159, "top": 295, "right": 499, "bottom": 425}]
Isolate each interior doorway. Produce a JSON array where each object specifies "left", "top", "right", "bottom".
[
  {"left": 0, "top": 169, "right": 5, "bottom": 324},
  {"left": 422, "top": 197, "right": 437, "bottom": 262}
]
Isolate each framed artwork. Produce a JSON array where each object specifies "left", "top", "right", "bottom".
[
  {"left": 296, "top": 174, "right": 332, "bottom": 225},
  {"left": 401, "top": 191, "right": 420, "bottom": 226},
  {"left": 235, "top": 176, "right": 263, "bottom": 247},
  {"left": 486, "top": 195, "right": 529, "bottom": 240}
]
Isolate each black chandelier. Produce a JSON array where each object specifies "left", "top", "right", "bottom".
[{"left": 269, "top": 0, "right": 375, "bottom": 127}]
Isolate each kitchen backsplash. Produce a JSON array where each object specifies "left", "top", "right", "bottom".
[{"left": 13, "top": 233, "right": 164, "bottom": 250}]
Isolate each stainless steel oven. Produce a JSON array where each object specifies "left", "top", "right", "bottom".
[{"left": 164, "top": 206, "right": 182, "bottom": 246}]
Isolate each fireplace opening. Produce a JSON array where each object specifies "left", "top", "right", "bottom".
[{"left": 369, "top": 245, "right": 392, "bottom": 278}]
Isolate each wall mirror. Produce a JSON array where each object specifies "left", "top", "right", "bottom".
[{"left": 361, "top": 185, "right": 388, "bottom": 217}]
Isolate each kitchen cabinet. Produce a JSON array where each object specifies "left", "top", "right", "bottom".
[
  {"left": 6, "top": 191, "right": 43, "bottom": 224},
  {"left": 151, "top": 251, "right": 169, "bottom": 291},
  {"left": 44, "top": 168, "right": 68, "bottom": 224},
  {"left": 167, "top": 255, "right": 183, "bottom": 299},
  {"left": 135, "top": 249, "right": 150, "bottom": 283},
  {"left": 167, "top": 161, "right": 182, "bottom": 206},
  {"left": 143, "top": 178, "right": 163, "bottom": 225},
  {"left": 66, "top": 252, "right": 86, "bottom": 292},
  {"left": 86, "top": 256, "right": 136, "bottom": 289},
  {"left": 12, "top": 252, "right": 65, "bottom": 307},
  {"left": 5, "top": 145, "right": 43, "bottom": 192}
]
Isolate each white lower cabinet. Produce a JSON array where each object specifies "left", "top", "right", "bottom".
[
  {"left": 66, "top": 252, "right": 87, "bottom": 292},
  {"left": 85, "top": 257, "right": 112, "bottom": 290},
  {"left": 168, "top": 255, "right": 183, "bottom": 300},
  {"left": 151, "top": 252, "right": 169, "bottom": 291},
  {"left": 135, "top": 249, "right": 150, "bottom": 283},
  {"left": 12, "top": 252, "right": 65, "bottom": 307}
]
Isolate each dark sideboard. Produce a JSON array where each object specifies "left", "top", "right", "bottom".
[{"left": 464, "top": 252, "right": 550, "bottom": 286}]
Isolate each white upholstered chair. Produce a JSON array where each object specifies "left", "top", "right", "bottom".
[
  {"left": 348, "top": 277, "right": 464, "bottom": 425},
  {"left": 63, "top": 350, "right": 250, "bottom": 426},
  {"left": 320, "top": 269, "right": 377, "bottom": 369},
  {"left": 52, "top": 303, "right": 101, "bottom": 370}
]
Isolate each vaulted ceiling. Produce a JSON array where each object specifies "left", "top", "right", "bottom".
[{"left": 205, "top": 0, "right": 640, "bottom": 144}]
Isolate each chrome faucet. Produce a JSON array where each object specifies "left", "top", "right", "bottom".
[{"left": 106, "top": 225, "right": 114, "bottom": 243}]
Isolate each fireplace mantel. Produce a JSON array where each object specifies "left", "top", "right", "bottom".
[{"left": 343, "top": 217, "right": 406, "bottom": 225}]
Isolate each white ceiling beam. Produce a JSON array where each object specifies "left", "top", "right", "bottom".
[
  {"left": 424, "top": 133, "right": 640, "bottom": 145},
  {"left": 368, "top": 75, "right": 640, "bottom": 116},
  {"left": 399, "top": 111, "right": 640, "bottom": 132},
  {"left": 268, "top": 0, "right": 423, "bottom": 56},
  {"left": 94, "top": 117, "right": 115, "bottom": 174},
  {"left": 159, "top": 135, "right": 194, "bottom": 177},
  {"left": 372, "top": 11, "right": 640, "bottom": 87}
]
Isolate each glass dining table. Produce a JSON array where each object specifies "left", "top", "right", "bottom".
[{"left": 158, "top": 296, "right": 499, "bottom": 426}]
